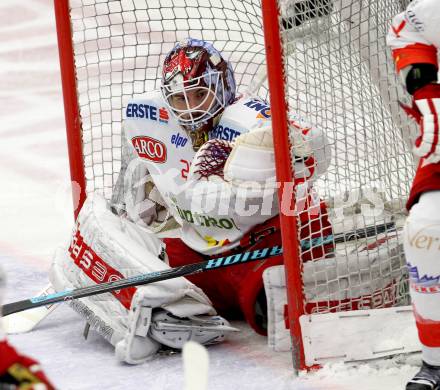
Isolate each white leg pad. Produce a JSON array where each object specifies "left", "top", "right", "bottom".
[{"left": 50, "top": 193, "right": 217, "bottom": 364}]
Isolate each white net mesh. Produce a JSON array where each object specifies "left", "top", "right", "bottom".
[
  {"left": 276, "top": 0, "right": 416, "bottom": 313},
  {"left": 63, "top": 0, "right": 415, "bottom": 317},
  {"left": 68, "top": 0, "right": 268, "bottom": 199}
]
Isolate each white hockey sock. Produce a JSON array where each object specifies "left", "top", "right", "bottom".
[
  {"left": 404, "top": 191, "right": 440, "bottom": 365},
  {"left": 423, "top": 345, "right": 440, "bottom": 366}
]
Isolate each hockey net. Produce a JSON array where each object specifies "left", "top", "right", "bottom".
[
  {"left": 55, "top": 0, "right": 417, "bottom": 370},
  {"left": 262, "top": 0, "right": 418, "bottom": 369}
]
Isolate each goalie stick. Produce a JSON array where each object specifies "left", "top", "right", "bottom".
[
  {"left": 1, "top": 221, "right": 395, "bottom": 317},
  {"left": 2, "top": 284, "right": 57, "bottom": 334}
]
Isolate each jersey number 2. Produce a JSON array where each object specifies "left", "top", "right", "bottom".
[{"left": 180, "top": 159, "right": 190, "bottom": 180}]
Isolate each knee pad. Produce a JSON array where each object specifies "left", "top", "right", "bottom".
[
  {"left": 404, "top": 191, "right": 440, "bottom": 347},
  {"left": 404, "top": 191, "right": 440, "bottom": 287}
]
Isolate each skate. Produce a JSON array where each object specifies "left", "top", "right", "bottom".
[{"left": 407, "top": 361, "right": 440, "bottom": 390}]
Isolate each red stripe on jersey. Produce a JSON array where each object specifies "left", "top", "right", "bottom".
[
  {"left": 68, "top": 224, "right": 137, "bottom": 310},
  {"left": 392, "top": 43, "right": 438, "bottom": 72},
  {"left": 425, "top": 98, "right": 439, "bottom": 161},
  {"left": 413, "top": 306, "right": 440, "bottom": 347}
]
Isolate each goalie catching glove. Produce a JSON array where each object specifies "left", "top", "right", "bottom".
[
  {"left": 222, "top": 120, "right": 330, "bottom": 186},
  {"left": 50, "top": 193, "right": 237, "bottom": 364}
]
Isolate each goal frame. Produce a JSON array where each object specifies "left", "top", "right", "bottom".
[
  {"left": 261, "top": 0, "right": 307, "bottom": 371},
  {"left": 54, "top": 0, "right": 419, "bottom": 372},
  {"left": 54, "top": 0, "right": 308, "bottom": 369},
  {"left": 260, "top": 0, "right": 419, "bottom": 371},
  {"left": 54, "top": 0, "right": 87, "bottom": 220}
]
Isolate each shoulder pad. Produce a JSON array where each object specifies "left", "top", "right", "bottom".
[{"left": 210, "top": 96, "right": 272, "bottom": 142}]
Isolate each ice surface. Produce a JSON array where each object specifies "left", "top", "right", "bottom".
[{"left": 0, "top": 1, "right": 420, "bottom": 388}]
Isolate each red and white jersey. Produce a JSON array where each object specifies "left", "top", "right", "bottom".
[
  {"left": 123, "top": 91, "right": 274, "bottom": 255},
  {"left": 386, "top": 0, "right": 439, "bottom": 73},
  {"left": 123, "top": 91, "right": 328, "bottom": 255},
  {"left": 387, "top": 0, "right": 440, "bottom": 209}
]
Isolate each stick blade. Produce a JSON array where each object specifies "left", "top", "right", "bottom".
[{"left": 2, "top": 285, "right": 56, "bottom": 334}]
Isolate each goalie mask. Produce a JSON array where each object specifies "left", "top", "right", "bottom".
[{"left": 161, "top": 38, "right": 236, "bottom": 149}]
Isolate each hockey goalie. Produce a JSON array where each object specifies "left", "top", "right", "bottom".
[{"left": 51, "top": 37, "right": 397, "bottom": 364}]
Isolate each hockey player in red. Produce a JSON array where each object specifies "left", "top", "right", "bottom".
[
  {"left": 387, "top": 0, "right": 440, "bottom": 388},
  {"left": 0, "top": 269, "right": 55, "bottom": 389},
  {"left": 0, "top": 341, "right": 54, "bottom": 390}
]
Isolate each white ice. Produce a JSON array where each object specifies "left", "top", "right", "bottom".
[{"left": 0, "top": 1, "right": 420, "bottom": 389}]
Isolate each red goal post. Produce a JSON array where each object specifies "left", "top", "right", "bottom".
[
  {"left": 261, "top": 0, "right": 306, "bottom": 370},
  {"left": 54, "top": 0, "right": 86, "bottom": 220},
  {"left": 260, "top": 0, "right": 416, "bottom": 370}
]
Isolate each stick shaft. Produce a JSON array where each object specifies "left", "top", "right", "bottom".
[{"left": 1, "top": 221, "right": 395, "bottom": 317}]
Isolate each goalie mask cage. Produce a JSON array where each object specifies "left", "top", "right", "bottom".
[{"left": 55, "top": 0, "right": 416, "bottom": 371}]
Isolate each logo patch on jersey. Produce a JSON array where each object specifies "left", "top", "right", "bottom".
[
  {"left": 204, "top": 235, "right": 231, "bottom": 248},
  {"left": 210, "top": 124, "right": 240, "bottom": 141},
  {"left": 126, "top": 103, "right": 158, "bottom": 120},
  {"left": 159, "top": 107, "right": 169, "bottom": 123},
  {"left": 243, "top": 99, "right": 271, "bottom": 119},
  {"left": 132, "top": 136, "right": 167, "bottom": 163},
  {"left": 171, "top": 132, "right": 188, "bottom": 148},
  {"left": 126, "top": 104, "right": 170, "bottom": 124},
  {"left": 175, "top": 205, "right": 238, "bottom": 230},
  {"left": 408, "top": 264, "right": 440, "bottom": 288}
]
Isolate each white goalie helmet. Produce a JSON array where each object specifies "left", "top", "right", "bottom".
[{"left": 160, "top": 38, "right": 236, "bottom": 131}]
